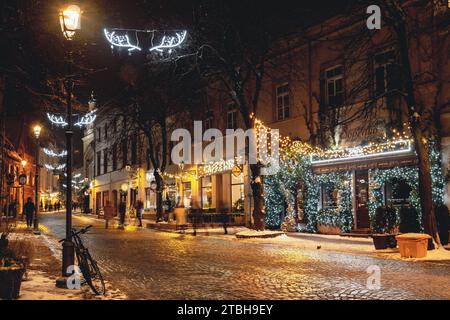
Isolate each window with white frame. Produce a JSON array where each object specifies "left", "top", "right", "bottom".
[
  {"left": 324, "top": 66, "right": 344, "bottom": 108},
  {"left": 226, "top": 103, "right": 237, "bottom": 129},
  {"left": 374, "top": 49, "right": 400, "bottom": 96},
  {"left": 276, "top": 83, "right": 290, "bottom": 120}
]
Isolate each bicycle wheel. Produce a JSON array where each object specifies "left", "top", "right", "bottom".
[{"left": 78, "top": 249, "right": 106, "bottom": 295}]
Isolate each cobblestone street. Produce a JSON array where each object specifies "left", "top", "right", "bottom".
[{"left": 41, "top": 214, "right": 450, "bottom": 300}]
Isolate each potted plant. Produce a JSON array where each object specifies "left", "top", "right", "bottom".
[
  {"left": 0, "top": 231, "right": 26, "bottom": 300},
  {"left": 371, "top": 206, "right": 398, "bottom": 250},
  {"left": 372, "top": 207, "right": 389, "bottom": 250}
]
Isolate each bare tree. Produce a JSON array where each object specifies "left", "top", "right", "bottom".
[{"left": 109, "top": 61, "right": 199, "bottom": 221}]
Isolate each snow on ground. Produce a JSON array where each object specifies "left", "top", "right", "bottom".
[
  {"left": 235, "top": 229, "right": 285, "bottom": 238},
  {"left": 6, "top": 224, "right": 127, "bottom": 300},
  {"left": 19, "top": 271, "right": 84, "bottom": 300}
]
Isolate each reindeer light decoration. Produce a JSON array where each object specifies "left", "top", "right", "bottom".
[{"left": 103, "top": 28, "right": 187, "bottom": 56}]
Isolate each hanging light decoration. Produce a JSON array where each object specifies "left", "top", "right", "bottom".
[
  {"left": 74, "top": 109, "right": 97, "bottom": 127},
  {"left": 47, "top": 113, "right": 68, "bottom": 127},
  {"left": 44, "top": 163, "right": 67, "bottom": 171},
  {"left": 103, "top": 28, "right": 187, "bottom": 55},
  {"left": 43, "top": 148, "right": 68, "bottom": 158}
]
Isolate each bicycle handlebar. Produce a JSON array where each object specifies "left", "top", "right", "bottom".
[{"left": 59, "top": 225, "right": 92, "bottom": 243}]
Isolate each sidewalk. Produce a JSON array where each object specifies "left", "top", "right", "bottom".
[
  {"left": 6, "top": 228, "right": 86, "bottom": 300},
  {"left": 6, "top": 223, "right": 126, "bottom": 300}
]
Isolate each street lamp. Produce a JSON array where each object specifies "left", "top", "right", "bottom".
[
  {"left": 33, "top": 125, "right": 41, "bottom": 234},
  {"left": 59, "top": 4, "right": 81, "bottom": 41},
  {"left": 57, "top": 3, "right": 81, "bottom": 283}
]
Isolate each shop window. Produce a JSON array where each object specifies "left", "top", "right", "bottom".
[
  {"left": 183, "top": 182, "right": 192, "bottom": 208},
  {"left": 276, "top": 83, "right": 290, "bottom": 120},
  {"left": 385, "top": 178, "right": 411, "bottom": 206},
  {"left": 145, "top": 187, "right": 156, "bottom": 209},
  {"left": 231, "top": 173, "right": 244, "bottom": 212},
  {"left": 321, "top": 182, "right": 338, "bottom": 208},
  {"left": 201, "top": 176, "right": 212, "bottom": 209}
]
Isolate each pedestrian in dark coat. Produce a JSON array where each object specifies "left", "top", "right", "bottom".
[
  {"left": 24, "top": 197, "right": 35, "bottom": 228},
  {"left": 118, "top": 201, "right": 126, "bottom": 228}
]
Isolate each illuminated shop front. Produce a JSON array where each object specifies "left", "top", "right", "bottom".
[{"left": 308, "top": 138, "right": 444, "bottom": 234}]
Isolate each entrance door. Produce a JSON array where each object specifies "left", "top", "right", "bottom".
[
  {"left": 355, "top": 170, "right": 370, "bottom": 229},
  {"left": 95, "top": 192, "right": 101, "bottom": 215}
]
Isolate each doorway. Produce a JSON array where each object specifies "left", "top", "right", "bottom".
[{"left": 355, "top": 170, "right": 370, "bottom": 229}]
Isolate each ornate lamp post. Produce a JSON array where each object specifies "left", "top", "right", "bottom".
[
  {"left": 33, "top": 125, "right": 41, "bottom": 234},
  {"left": 58, "top": 3, "right": 81, "bottom": 280}
]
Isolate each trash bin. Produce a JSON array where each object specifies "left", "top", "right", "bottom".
[{"left": 395, "top": 233, "right": 431, "bottom": 258}]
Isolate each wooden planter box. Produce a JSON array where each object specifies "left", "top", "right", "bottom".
[
  {"left": 317, "top": 224, "right": 341, "bottom": 235},
  {"left": 396, "top": 233, "right": 431, "bottom": 258}
]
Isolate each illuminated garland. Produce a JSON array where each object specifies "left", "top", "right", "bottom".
[
  {"left": 304, "top": 172, "right": 353, "bottom": 233},
  {"left": 43, "top": 148, "right": 67, "bottom": 158}
]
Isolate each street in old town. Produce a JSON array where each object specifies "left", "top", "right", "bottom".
[
  {"left": 2, "top": 0, "right": 450, "bottom": 311},
  {"left": 38, "top": 213, "right": 450, "bottom": 300}
]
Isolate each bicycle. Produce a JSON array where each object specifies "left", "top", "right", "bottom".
[{"left": 59, "top": 225, "right": 106, "bottom": 295}]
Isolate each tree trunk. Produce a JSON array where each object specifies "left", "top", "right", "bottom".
[
  {"left": 390, "top": 2, "right": 440, "bottom": 246},
  {"left": 154, "top": 170, "right": 164, "bottom": 222}
]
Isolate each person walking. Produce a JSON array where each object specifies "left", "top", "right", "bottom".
[
  {"left": 118, "top": 200, "right": 126, "bottom": 229},
  {"left": 135, "top": 200, "right": 144, "bottom": 227},
  {"left": 24, "top": 197, "right": 35, "bottom": 229}
]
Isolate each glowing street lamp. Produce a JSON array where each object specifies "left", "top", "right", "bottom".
[
  {"left": 33, "top": 125, "right": 42, "bottom": 139},
  {"left": 59, "top": 4, "right": 81, "bottom": 40}
]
